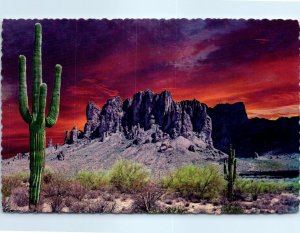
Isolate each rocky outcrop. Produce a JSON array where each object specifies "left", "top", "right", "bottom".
[
  {"left": 68, "top": 90, "right": 213, "bottom": 147},
  {"left": 120, "top": 90, "right": 212, "bottom": 145},
  {"left": 83, "top": 101, "right": 101, "bottom": 138},
  {"left": 64, "top": 127, "right": 84, "bottom": 144},
  {"left": 98, "top": 96, "right": 123, "bottom": 138},
  {"left": 69, "top": 127, "right": 78, "bottom": 144},
  {"left": 208, "top": 103, "right": 299, "bottom": 157}
]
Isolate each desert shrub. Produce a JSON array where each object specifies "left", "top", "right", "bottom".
[
  {"left": 43, "top": 168, "right": 55, "bottom": 184},
  {"left": 89, "top": 200, "right": 116, "bottom": 213},
  {"left": 235, "top": 179, "right": 299, "bottom": 200},
  {"left": 133, "top": 182, "right": 164, "bottom": 213},
  {"left": 66, "top": 182, "right": 87, "bottom": 200},
  {"left": 236, "top": 179, "right": 270, "bottom": 200},
  {"left": 43, "top": 181, "right": 66, "bottom": 198},
  {"left": 161, "top": 164, "right": 225, "bottom": 200},
  {"left": 42, "top": 174, "right": 69, "bottom": 212},
  {"left": 221, "top": 202, "right": 243, "bottom": 214},
  {"left": 42, "top": 173, "right": 70, "bottom": 198},
  {"left": 86, "top": 190, "right": 101, "bottom": 199},
  {"left": 70, "top": 201, "right": 88, "bottom": 213},
  {"left": 284, "top": 180, "right": 300, "bottom": 193},
  {"left": 76, "top": 170, "right": 108, "bottom": 190},
  {"left": 2, "top": 172, "right": 29, "bottom": 197},
  {"left": 50, "top": 195, "right": 64, "bottom": 212},
  {"left": 64, "top": 196, "right": 77, "bottom": 208},
  {"left": 109, "top": 160, "right": 150, "bottom": 193},
  {"left": 11, "top": 187, "right": 29, "bottom": 207}
]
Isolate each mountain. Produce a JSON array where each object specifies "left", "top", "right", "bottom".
[
  {"left": 65, "top": 90, "right": 213, "bottom": 147},
  {"left": 64, "top": 89, "right": 299, "bottom": 158},
  {"left": 208, "top": 103, "right": 299, "bottom": 157}
]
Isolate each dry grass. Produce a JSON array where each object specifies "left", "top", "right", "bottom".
[
  {"left": 67, "top": 182, "right": 87, "bottom": 201},
  {"left": 133, "top": 182, "right": 164, "bottom": 213},
  {"left": 88, "top": 199, "right": 116, "bottom": 213},
  {"left": 11, "top": 187, "right": 29, "bottom": 207},
  {"left": 2, "top": 172, "right": 29, "bottom": 197},
  {"left": 50, "top": 195, "right": 65, "bottom": 212}
]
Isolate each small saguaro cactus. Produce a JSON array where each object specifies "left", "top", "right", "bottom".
[
  {"left": 224, "top": 144, "right": 237, "bottom": 202},
  {"left": 18, "top": 23, "right": 62, "bottom": 208}
]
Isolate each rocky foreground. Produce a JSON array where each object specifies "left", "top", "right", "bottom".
[{"left": 4, "top": 188, "right": 299, "bottom": 214}]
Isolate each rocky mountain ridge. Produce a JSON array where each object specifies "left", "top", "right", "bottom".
[
  {"left": 64, "top": 89, "right": 299, "bottom": 157},
  {"left": 65, "top": 90, "right": 213, "bottom": 148}
]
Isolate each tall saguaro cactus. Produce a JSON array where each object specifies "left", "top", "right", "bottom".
[
  {"left": 224, "top": 145, "right": 237, "bottom": 202},
  {"left": 18, "top": 23, "right": 62, "bottom": 208}
]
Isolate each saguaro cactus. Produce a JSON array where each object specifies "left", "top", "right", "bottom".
[
  {"left": 224, "top": 145, "right": 237, "bottom": 202},
  {"left": 18, "top": 23, "right": 62, "bottom": 208}
]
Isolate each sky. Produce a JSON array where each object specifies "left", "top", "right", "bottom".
[{"left": 1, "top": 19, "right": 299, "bottom": 158}]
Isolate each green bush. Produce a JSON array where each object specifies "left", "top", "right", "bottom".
[
  {"left": 109, "top": 160, "right": 150, "bottom": 192},
  {"left": 284, "top": 178, "right": 300, "bottom": 192},
  {"left": 161, "top": 164, "right": 225, "bottom": 200},
  {"left": 76, "top": 170, "right": 108, "bottom": 190},
  {"left": 236, "top": 179, "right": 299, "bottom": 197},
  {"left": 2, "top": 172, "right": 29, "bottom": 197}
]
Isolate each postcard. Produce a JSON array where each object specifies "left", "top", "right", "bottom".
[{"left": 1, "top": 19, "right": 299, "bottom": 214}]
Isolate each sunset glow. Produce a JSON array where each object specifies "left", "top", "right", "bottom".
[{"left": 1, "top": 19, "right": 299, "bottom": 158}]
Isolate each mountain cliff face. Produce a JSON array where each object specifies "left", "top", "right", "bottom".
[
  {"left": 65, "top": 90, "right": 213, "bottom": 147},
  {"left": 208, "top": 103, "right": 299, "bottom": 157},
  {"left": 64, "top": 90, "right": 299, "bottom": 158}
]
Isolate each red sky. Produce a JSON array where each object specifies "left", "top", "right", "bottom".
[{"left": 1, "top": 19, "right": 299, "bottom": 158}]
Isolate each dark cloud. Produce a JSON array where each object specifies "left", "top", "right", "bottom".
[{"left": 202, "top": 20, "right": 299, "bottom": 69}]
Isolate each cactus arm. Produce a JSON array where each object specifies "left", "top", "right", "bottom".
[
  {"left": 32, "top": 23, "right": 42, "bottom": 117},
  {"left": 224, "top": 162, "right": 227, "bottom": 178},
  {"left": 233, "top": 158, "right": 237, "bottom": 181},
  {"left": 46, "top": 65, "right": 62, "bottom": 128},
  {"left": 37, "top": 83, "right": 47, "bottom": 124},
  {"left": 18, "top": 55, "right": 32, "bottom": 123},
  {"left": 228, "top": 157, "right": 232, "bottom": 180}
]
